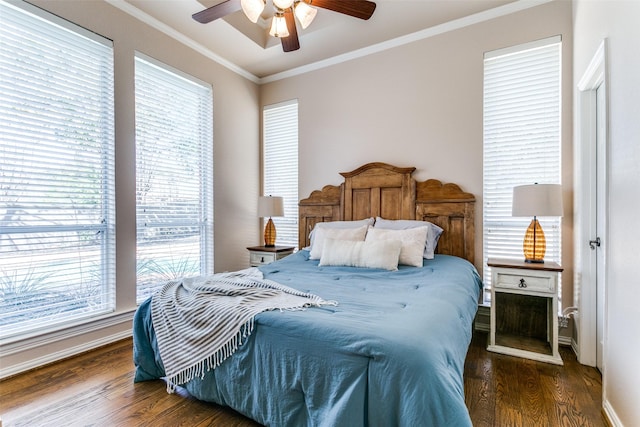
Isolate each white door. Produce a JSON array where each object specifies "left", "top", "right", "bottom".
[
  {"left": 595, "top": 81, "right": 607, "bottom": 373},
  {"left": 576, "top": 39, "right": 607, "bottom": 369}
]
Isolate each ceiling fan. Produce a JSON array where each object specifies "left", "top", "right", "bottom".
[{"left": 193, "top": 0, "right": 377, "bottom": 52}]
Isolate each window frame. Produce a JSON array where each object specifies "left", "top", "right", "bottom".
[
  {"left": 482, "top": 36, "right": 563, "bottom": 305},
  {"left": 262, "top": 100, "right": 299, "bottom": 248},
  {"left": 0, "top": 0, "right": 116, "bottom": 340},
  {"left": 134, "top": 53, "right": 214, "bottom": 303}
]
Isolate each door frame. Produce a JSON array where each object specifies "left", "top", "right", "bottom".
[{"left": 575, "top": 39, "right": 608, "bottom": 368}]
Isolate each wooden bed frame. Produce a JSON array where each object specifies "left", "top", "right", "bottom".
[{"left": 299, "top": 162, "right": 476, "bottom": 265}]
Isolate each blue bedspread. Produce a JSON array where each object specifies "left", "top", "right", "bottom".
[{"left": 133, "top": 251, "right": 482, "bottom": 426}]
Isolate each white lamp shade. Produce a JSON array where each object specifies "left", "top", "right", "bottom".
[
  {"left": 258, "top": 196, "right": 284, "bottom": 217},
  {"left": 294, "top": 1, "right": 317, "bottom": 29},
  {"left": 269, "top": 13, "right": 289, "bottom": 37},
  {"left": 241, "top": 0, "right": 265, "bottom": 23},
  {"left": 512, "top": 184, "right": 563, "bottom": 217}
]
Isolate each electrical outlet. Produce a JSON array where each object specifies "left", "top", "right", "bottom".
[{"left": 559, "top": 315, "right": 569, "bottom": 328}]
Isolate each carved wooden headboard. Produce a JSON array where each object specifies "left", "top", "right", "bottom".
[{"left": 298, "top": 162, "right": 476, "bottom": 265}]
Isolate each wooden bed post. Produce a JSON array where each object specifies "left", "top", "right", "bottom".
[
  {"left": 298, "top": 184, "right": 342, "bottom": 249},
  {"left": 416, "top": 179, "right": 475, "bottom": 265}
]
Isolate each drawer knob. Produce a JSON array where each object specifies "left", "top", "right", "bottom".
[
  {"left": 519, "top": 278, "right": 527, "bottom": 288},
  {"left": 261, "top": 256, "right": 265, "bottom": 263}
]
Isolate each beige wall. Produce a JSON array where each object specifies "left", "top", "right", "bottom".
[
  {"left": 261, "top": 0, "right": 574, "bottom": 301},
  {"left": 1, "top": 0, "right": 260, "bottom": 377},
  {"left": 573, "top": 1, "right": 640, "bottom": 425}
]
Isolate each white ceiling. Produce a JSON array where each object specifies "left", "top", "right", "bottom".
[{"left": 110, "top": 0, "right": 534, "bottom": 83}]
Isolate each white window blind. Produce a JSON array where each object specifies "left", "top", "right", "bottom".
[
  {"left": 135, "top": 54, "right": 213, "bottom": 303},
  {"left": 263, "top": 100, "right": 299, "bottom": 247},
  {"left": 483, "top": 37, "right": 562, "bottom": 304},
  {"left": 0, "top": 1, "right": 115, "bottom": 338}
]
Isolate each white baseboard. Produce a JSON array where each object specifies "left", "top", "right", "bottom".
[
  {"left": 603, "top": 399, "right": 623, "bottom": 427},
  {"left": 474, "top": 305, "right": 490, "bottom": 332},
  {"left": 0, "top": 329, "right": 132, "bottom": 379},
  {"left": 474, "top": 306, "right": 574, "bottom": 347},
  {"left": 0, "top": 310, "right": 135, "bottom": 379},
  {"left": 571, "top": 338, "right": 580, "bottom": 358},
  {"left": 558, "top": 335, "right": 572, "bottom": 346},
  {"left": 474, "top": 322, "right": 490, "bottom": 332}
]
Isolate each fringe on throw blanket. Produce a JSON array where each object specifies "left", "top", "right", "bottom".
[{"left": 150, "top": 268, "right": 337, "bottom": 393}]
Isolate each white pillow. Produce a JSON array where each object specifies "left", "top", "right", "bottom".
[
  {"left": 309, "top": 224, "right": 368, "bottom": 260},
  {"left": 365, "top": 226, "right": 428, "bottom": 267},
  {"left": 319, "top": 238, "right": 402, "bottom": 271},
  {"left": 307, "top": 218, "right": 375, "bottom": 249},
  {"left": 373, "top": 217, "right": 444, "bottom": 259}
]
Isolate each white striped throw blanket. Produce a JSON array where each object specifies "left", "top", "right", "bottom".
[{"left": 151, "top": 268, "right": 337, "bottom": 392}]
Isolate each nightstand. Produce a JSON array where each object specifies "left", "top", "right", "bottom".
[
  {"left": 247, "top": 245, "right": 295, "bottom": 267},
  {"left": 487, "top": 258, "right": 564, "bottom": 365}
]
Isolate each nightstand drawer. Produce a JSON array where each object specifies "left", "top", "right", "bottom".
[
  {"left": 494, "top": 271, "right": 555, "bottom": 293},
  {"left": 247, "top": 245, "right": 295, "bottom": 267},
  {"left": 250, "top": 252, "right": 276, "bottom": 266}
]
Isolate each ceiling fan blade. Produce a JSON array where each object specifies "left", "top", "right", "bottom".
[
  {"left": 192, "top": 0, "right": 242, "bottom": 24},
  {"left": 281, "top": 9, "right": 300, "bottom": 52},
  {"left": 310, "top": 0, "right": 376, "bottom": 20}
]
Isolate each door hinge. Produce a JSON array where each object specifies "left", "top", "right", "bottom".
[{"left": 589, "top": 237, "right": 601, "bottom": 250}]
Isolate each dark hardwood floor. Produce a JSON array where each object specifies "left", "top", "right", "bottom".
[
  {"left": 464, "top": 332, "right": 605, "bottom": 427},
  {"left": 0, "top": 331, "right": 605, "bottom": 426}
]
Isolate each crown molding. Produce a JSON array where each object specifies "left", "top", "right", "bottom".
[
  {"left": 105, "top": 0, "right": 261, "bottom": 84},
  {"left": 261, "top": 0, "right": 553, "bottom": 83},
  {"left": 106, "top": 0, "right": 553, "bottom": 85}
]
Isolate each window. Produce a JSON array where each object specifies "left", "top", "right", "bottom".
[
  {"left": 263, "top": 100, "right": 299, "bottom": 247},
  {"left": 0, "top": 1, "right": 115, "bottom": 338},
  {"left": 483, "top": 37, "right": 562, "bottom": 304},
  {"left": 135, "top": 54, "right": 214, "bottom": 303}
]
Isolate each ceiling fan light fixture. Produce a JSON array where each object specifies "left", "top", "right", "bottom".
[
  {"left": 294, "top": 1, "right": 317, "bottom": 29},
  {"left": 193, "top": 0, "right": 377, "bottom": 52},
  {"left": 273, "top": 0, "right": 295, "bottom": 10},
  {"left": 240, "top": 0, "right": 265, "bottom": 23},
  {"left": 269, "top": 12, "right": 290, "bottom": 38}
]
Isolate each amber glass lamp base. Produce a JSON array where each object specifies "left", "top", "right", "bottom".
[
  {"left": 263, "top": 217, "right": 276, "bottom": 247},
  {"left": 523, "top": 217, "right": 546, "bottom": 263}
]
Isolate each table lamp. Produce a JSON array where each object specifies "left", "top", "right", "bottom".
[
  {"left": 512, "top": 183, "right": 563, "bottom": 263},
  {"left": 258, "top": 196, "right": 284, "bottom": 247}
]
